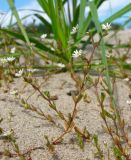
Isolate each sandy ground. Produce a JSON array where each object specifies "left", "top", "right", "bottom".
[
  {"left": 0, "top": 29, "right": 131, "bottom": 160},
  {"left": 0, "top": 72, "right": 131, "bottom": 160}
]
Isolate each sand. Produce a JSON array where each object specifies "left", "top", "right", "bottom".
[
  {"left": 0, "top": 72, "right": 131, "bottom": 160},
  {"left": 0, "top": 29, "right": 131, "bottom": 160}
]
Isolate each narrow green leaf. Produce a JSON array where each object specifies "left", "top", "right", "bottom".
[
  {"left": 77, "top": 0, "right": 86, "bottom": 37},
  {"left": 103, "top": 3, "right": 131, "bottom": 24},
  {"left": 0, "top": 29, "right": 65, "bottom": 61},
  {"left": 37, "top": 0, "right": 50, "bottom": 16},
  {"left": 35, "top": 13, "right": 51, "bottom": 29},
  {"left": 89, "top": 1, "right": 120, "bottom": 120},
  {"left": 7, "top": 0, "right": 31, "bottom": 49}
]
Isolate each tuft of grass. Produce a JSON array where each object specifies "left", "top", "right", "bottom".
[{"left": 1, "top": 0, "right": 130, "bottom": 65}]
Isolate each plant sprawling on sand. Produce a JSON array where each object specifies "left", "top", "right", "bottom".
[{"left": 0, "top": 0, "right": 131, "bottom": 159}]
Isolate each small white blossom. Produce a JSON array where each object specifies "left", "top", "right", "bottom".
[
  {"left": 51, "top": 47, "right": 55, "bottom": 51},
  {"left": 0, "top": 58, "right": 8, "bottom": 64},
  {"left": 40, "top": 34, "right": 47, "bottom": 40},
  {"left": 127, "top": 100, "right": 131, "bottom": 105},
  {"left": 103, "top": 140, "right": 107, "bottom": 145},
  {"left": 72, "top": 49, "right": 82, "bottom": 58},
  {"left": 15, "top": 69, "right": 24, "bottom": 77},
  {"left": 71, "top": 24, "right": 79, "bottom": 34},
  {"left": 7, "top": 57, "right": 15, "bottom": 62},
  {"left": 10, "top": 47, "right": 16, "bottom": 54},
  {"left": 0, "top": 57, "right": 15, "bottom": 64},
  {"left": 95, "top": 61, "right": 100, "bottom": 65},
  {"left": 106, "top": 52, "right": 114, "bottom": 58},
  {"left": 10, "top": 89, "right": 18, "bottom": 95},
  {"left": 126, "top": 59, "right": 131, "bottom": 64},
  {"left": 27, "top": 68, "right": 38, "bottom": 73},
  {"left": 102, "top": 23, "right": 111, "bottom": 30},
  {"left": 30, "top": 43, "right": 35, "bottom": 46},
  {"left": 106, "top": 53, "right": 111, "bottom": 58},
  {"left": 0, "top": 130, "right": 13, "bottom": 139},
  {"left": 56, "top": 63, "right": 65, "bottom": 68},
  {"left": 123, "top": 78, "right": 129, "bottom": 82}
]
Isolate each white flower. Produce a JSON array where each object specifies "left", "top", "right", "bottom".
[
  {"left": 10, "top": 89, "right": 18, "bottom": 95},
  {"left": 103, "top": 140, "right": 107, "bottom": 145},
  {"left": 0, "top": 58, "right": 8, "bottom": 64},
  {"left": 7, "top": 57, "right": 15, "bottom": 62},
  {"left": 106, "top": 52, "right": 114, "bottom": 58},
  {"left": 123, "top": 78, "right": 129, "bottom": 82},
  {"left": 51, "top": 47, "right": 55, "bottom": 51},
  {"left": 30, "top": 43, "right": 35, "bottom": 46},
  {"left": 71, "top": 24, "right": 79, "bottom": 34},
  {"left": 127, "top": 100, "right": 131, "bottom": 105},
  {"left": 0, "top": 130, "right": 13, "bottom": 139},
  {"left": 15, "top": 69, "right": 24, "bottom": 77},
  {"left": 106, "top": 53, "right": 111, "bottom": 58},
  {"left": 102, "top": 23, "right": 111, "bottom": 30},
  {"left": 56, "top": 63, "right": 65, "bottom": 68},
  {"left": 0, "top": 57, "right": 15, "bottom": 64},
  {"left": 95, "top": 61, "right": 100, "bottom": 65},
  {"left": 40, "top": 34, "right": 47, "bottom": 40},
  {"left": 10, "top": 47, "right": 16, "bottom": 54},
  {"left": 72, "top": 49, "right": 82, "bottom": 58},
  {"left": 126, "top": 59, "right": 131, "bottom": 64},
  {"left": 27, "top": 68, "right": 38, "bottom": 73}
]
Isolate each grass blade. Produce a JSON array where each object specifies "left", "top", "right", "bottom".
[
  {"left": 34, "top": 13, "right": 51, "bottom": 29},
  {"left": 0, "top": 28, "right": 67, "bottom": 61},
  {"left": 77, "top": 0, "right": 86, "bottom": 37},
  {"left": 89, "top": 0, "right": 120, "bottom": 119},
  {"left": 7, "top": 0, "right": 31, "bottom": 49},
  {"left": 103, "top": 3, "right": 131, "bottom": 24}
]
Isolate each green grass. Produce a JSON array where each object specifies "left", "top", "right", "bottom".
[
  {"left": 0, "top": 0, "right": 130, "bottom": 65},
  {"left": 89, "top": 1, "right": 121, "bottom": 120},
  {"left": 7, "top": 0, "right": 31, "bottom": 51}
]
